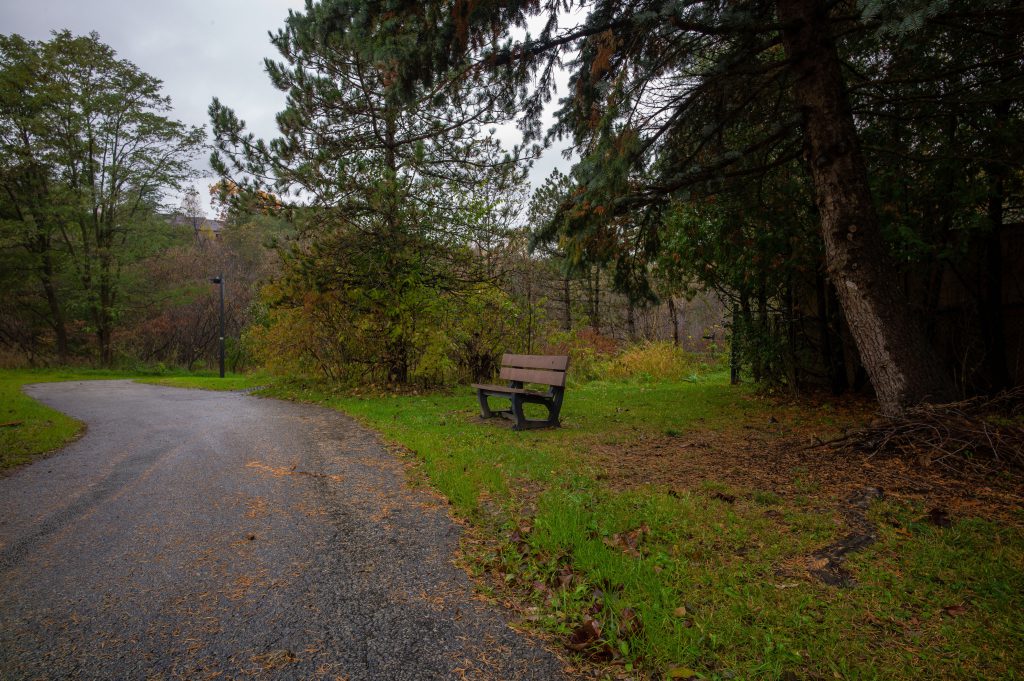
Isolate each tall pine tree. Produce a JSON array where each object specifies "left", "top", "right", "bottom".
[
  {"left": 331, "top": 0, "right": 1024, "bottom": 412},
  {"left": 210, "top": 2, "right": 524, "bottom": 383}
]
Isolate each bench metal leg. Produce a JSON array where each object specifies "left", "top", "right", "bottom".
[
  {"left": 510, "top": 394, "right": 560, "bottom": 431},
  {"left": 510, "top": 393, "right": 527, "bottom": 429},
  {"left": 477, "top": 390, "right": 495, "bottom": 418}
]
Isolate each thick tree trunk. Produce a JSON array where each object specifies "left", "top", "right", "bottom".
[
  {"left": 381, "top": 113, "right": 410, "bottom": 384},
  {"left": 38, "top": 252, "right": 69, "bottom": 362},
  {"left": 777, "top": 0, "right": 954, "bottom": 414},
  {"left": 980, "top": 0, "right": 1018, "bottom": 390}
]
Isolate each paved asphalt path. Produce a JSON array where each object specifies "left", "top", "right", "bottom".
[{"left": 0, "top": 381, "right": 566, "bottom": 680}]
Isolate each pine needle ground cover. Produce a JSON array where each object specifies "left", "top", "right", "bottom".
[{"left": 274, "top": 374, "right": 1024, "bottom": 680}]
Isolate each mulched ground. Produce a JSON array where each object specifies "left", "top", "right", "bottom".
[{"left": 590, "top": 393, "right": 1024, "bottom": 524}]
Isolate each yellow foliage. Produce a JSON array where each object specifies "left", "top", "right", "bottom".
[{"left": 598, "top": 341, "right": 702, "bottom": 382}]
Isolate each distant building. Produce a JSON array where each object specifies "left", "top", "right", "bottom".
[{"left": 165, "top": 214, "right": 226, "bottom": 241}]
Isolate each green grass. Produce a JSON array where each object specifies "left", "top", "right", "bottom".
[
  {"left": 6, "top": 365, "right": 1020, "bottom": 677},
  {"left": 134, "top": 372, "right": 269, "bottom": 391},
  {"left": 263, "top": 372, "right": 746, "bottom": 515},
  {"left": 262, "top": 372, "right": 1024, "bottom": 680}
]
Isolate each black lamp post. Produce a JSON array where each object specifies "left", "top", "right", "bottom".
[{"left": 210, "top": 274, "right": 225, "bottom": 378}]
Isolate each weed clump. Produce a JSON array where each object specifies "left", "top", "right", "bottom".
[{"left": 597, "top": 341, "right": 713, "bottom": 383}]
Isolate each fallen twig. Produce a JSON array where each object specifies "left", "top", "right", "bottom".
[{"left": 815, "top": 387, "right": 1024, "bottom": 473}]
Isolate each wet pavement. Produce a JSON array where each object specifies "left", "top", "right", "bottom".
[{"left": 0, "top": 381, "right": 564, "bottom": 680}]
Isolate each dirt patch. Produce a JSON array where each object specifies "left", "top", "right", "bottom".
[{"left": 591, "top": 400, "right": 1024, "bottom": 524}]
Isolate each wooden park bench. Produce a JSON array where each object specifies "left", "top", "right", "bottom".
[{"left": 472, "top": 354, "right": 570, "bottom": 431}]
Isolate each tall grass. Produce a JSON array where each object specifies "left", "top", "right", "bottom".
[
  {"left": 543, "top": 331, "right": 725, "bottom": 385},
  {"left": 596, "top": 340, "right": 713, "bottom": 382}
]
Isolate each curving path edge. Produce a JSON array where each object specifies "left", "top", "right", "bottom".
[{"left": 0, "top": 380, "right": 565, "bottom": 680}]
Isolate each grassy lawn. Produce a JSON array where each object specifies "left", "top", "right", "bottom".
[
  {"left": 263, "top": 373, "right": 1024, "bottom": 680},
  {"left": 5, "top": 366, "right": 1020, "bottom": 678}
]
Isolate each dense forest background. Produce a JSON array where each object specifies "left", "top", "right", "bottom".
[{"left": 2, "top": 0, "right": 1022, "bottom": 411}]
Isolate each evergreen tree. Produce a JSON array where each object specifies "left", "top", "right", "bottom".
[
  {"left": 209, "top": 2, "right": 525, "bottom": 383},
  {"left": 332, "top": 0, "right": 1023, "bottom": 412}
]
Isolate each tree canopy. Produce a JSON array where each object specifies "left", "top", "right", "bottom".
[
  {"left": 321, "top": 0, "right": 1023, "bottom": 412},
  {"left": 210, "top": 4, "right": 528, "bottom": 383},
  {"left": 0, "top": 31, "right": 205, "bottom": 364}
]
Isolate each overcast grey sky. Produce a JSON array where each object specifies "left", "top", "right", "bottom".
[{"left": 1, "top": 0, "right": 570, "bottom": 215}]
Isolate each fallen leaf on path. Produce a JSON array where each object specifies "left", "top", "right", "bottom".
[{"left": 252, "top": 649, "right": 297, "bottom": 670}]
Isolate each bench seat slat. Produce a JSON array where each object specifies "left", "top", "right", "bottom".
[{"left": 502, "top": 353, "right": 569, "bottom": 371}]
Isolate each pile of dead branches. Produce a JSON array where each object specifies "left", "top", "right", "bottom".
[{"left": 822, "top": 387, "right": 1024, "bottom": 473}]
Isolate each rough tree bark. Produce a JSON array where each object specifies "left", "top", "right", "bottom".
[
  {"left": 980, "top": 1, "right": 1020, "bottom": 390},
  {"left": 37, "top": 244, "right": 68, "bottom": 362},
  {"left": 777, "top": 0, "right": 954, "bottom": 414},
  {"left": 668, "top": 296, "right": 680, "bottom": 346}
]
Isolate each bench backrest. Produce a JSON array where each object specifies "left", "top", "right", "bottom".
[{"left": 499, "top": 354, "right": 570, "bottom": 388}]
